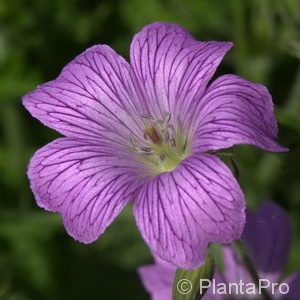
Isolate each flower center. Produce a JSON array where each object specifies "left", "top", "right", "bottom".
[{"left": 131, "top": 113, "right": 190, "bottom": 174}]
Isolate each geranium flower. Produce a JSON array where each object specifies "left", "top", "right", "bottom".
[
  {"left": 139, "top": 202, "right": 300, "bottom": 299},
  {"left": 23, "top": 22, "right": 287, "bottom": 269}
]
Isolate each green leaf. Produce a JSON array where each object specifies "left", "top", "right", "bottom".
[{"left": 172, "top": 252, "right": 215, "bottom": 300}]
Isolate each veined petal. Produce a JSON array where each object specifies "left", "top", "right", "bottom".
[
  {"left": 23, "top": 45, "right": 143, "bottom": 147},
  {"left": 134, "top": 154, "right": 245, "bottom": 269},
  {"left": 28, "top": 138, "right": 143, "bottom": 243},
  {"left": 242, "top": 201, "right": 291, "bottom": 283},
  {"left": 194, "top": 74, "right": 288, "bottom": 152},
  {"left": 130, "top": 22, "right": 232, "bottom": 126}
]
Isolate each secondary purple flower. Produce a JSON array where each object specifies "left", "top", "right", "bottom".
[
  {"left": 139, "top": 202, "right": 300, "bottom": 299},
  {"left": 23, "top": 22, "right": 287, "bottom": 269},
  {"left": 139, "top": 254, "right": 224, "bottom": 300},
  {"left": 221, "top": 201, "right": 300, "bottom": 299}
]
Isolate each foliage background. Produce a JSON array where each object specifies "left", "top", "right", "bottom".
[{"left": 0, "top": 0, "right": 299, "bottom": 299}]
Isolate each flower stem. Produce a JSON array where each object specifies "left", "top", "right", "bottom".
[{"left": 234, "top": 240, "right": 273, "bottom": 300}]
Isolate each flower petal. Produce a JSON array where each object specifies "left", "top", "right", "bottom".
[
  {"left": 202, "top": 271, "right": 226, "bottom": 300},
  {"left": 281, "top": 272, "right": 300, "bottom": 300},
  {"left": 222, "top": 245, "right": 253, "bottom": 285},
  {"left": 28, "top": 138, "right": 143, "bottom": 243},
  {"left": 194, "top": 74, "right": 288, "bottom": 152},
  {"left": 134, "top": 154, "right": 245, "bottom": 269},
  {"left": 138, "top": 256, "right": 175, "bottom": 300},
  {"left": 242, "top": 201, "right": 291, "bottom": 282},
  {"left": 130, "top": 22, "right": 232, "bottom": 125},
  {"left": 23, "top": 45, "right": 143, "bottom": 147},
  {"left": 138, "top": 253, "right": 224, "bottom": 300}
]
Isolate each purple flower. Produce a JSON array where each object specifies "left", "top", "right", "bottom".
[
  {"left": 23, "top": 22, "right": 286, "bottom": 269},
  {"left": 221, "top": 201, "right": 300, "bottom": 299},
  {"left": 139, "top": 202, "right": 300, "bottom": 299},
  {"left": 139, "top": 254, "right": 224, "bottom": 300}
]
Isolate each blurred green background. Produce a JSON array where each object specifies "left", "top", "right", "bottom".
[{"left": 0, "top": 0, "right": 300, "bottom": 299}]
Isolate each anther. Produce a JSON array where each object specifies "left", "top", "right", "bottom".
[
  {"left": 159, "top": 153, "right": 165, "bottom": 161},
  {"left": 130, "top": 133, "right": 139, "bottom": 150},
  {"left": 144, "top": 125, "right": 162, "bottom": 145},
  {"left": 141, "top": 114, "right": 156, "bottom": 124},
  {"left": 163, "top": 113, "right": 171, "bottom": 127}
]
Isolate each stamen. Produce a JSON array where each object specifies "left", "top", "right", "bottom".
[
  {"left": 141, "top": 114, "right": 156, "bottom": 124},
  {"left": 163, "top": 129, "right": 170, "bottom": 142},
  {"left": 162, "top": 112, "right": 171, "bottom": 127},
  {"left": 170, "top": 137, "right": 176, "bottom": 148},
  {"left": 159, "top": 153, "right": 165, "bottom": 161},
  {"left": 140, "top": 147, "right": 152, "bottom": 153},
  {"left": 130, "top": 134, "right": 138, "bottom": 150}
]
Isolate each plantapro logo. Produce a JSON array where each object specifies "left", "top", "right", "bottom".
[{"left": 199, "top": 279, "right": 289, "bottom": 296}]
